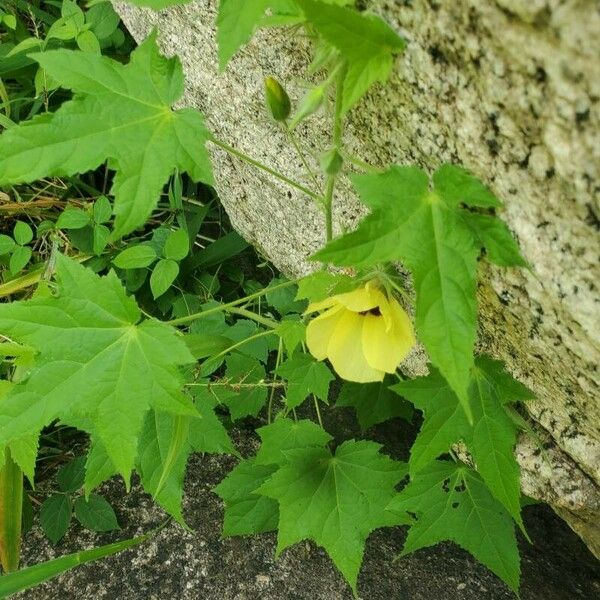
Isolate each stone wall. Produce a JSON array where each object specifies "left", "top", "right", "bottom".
[{"left": 113, "top": 0, "right": 600, "bottom": 554}]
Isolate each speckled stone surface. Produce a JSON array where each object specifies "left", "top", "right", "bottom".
[
  {"left": 111, "top": 0, "right": 600, "bottom": 553},
  {"left": 16, "top": 417, "right": 600, "bottom": 599}
]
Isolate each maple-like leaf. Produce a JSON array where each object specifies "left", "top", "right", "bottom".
[
  {"left": 295, "top": 0, "right": 405, "bottom": 112},
  {"left": 275, "top": 354, "right": 334, "bottom": 409},
  {"left": 387, "top": 461, "right": 520, "bottom": 593},
  {"left": 258, "top": 440, "right": 408, "bottom": 593},
  {"left": 336, "top": 375, "right": 413, "bottom": 431},
  {"left": 254, "top": 418, "right": 333, "bottom": 466},
  {"left": 0, "top": 32, "right": 213, "bottom": 239},
  {"left": 314, "top": 165, "right": 526, "bottom": 418},
  {"left": 391, "top": 356, "right": 532, "bottom": 528},
  {"left": 0, "top": 255, "right": 196, "bottom": 481},
  {"left": 214, "top": 459, "right": 279, "bottom": 536}
]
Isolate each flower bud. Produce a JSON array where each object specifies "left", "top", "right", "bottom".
[{"left": 264, "top": 76, "right": 291, "bottom": 122}]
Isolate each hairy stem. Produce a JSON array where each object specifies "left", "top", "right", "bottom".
[
  {"left": 210, "top": 138, "right": 322, "bottom": 203},
  {"left": 167, "top": 279, "right": 297, "bottom": 327},
  {"left": 322, "top": 64, "right": 347, "bottom": 242}
]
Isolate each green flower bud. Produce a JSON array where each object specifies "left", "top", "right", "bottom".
[{"left": 264, "top": 76, "right": 291, "bottom": 122}]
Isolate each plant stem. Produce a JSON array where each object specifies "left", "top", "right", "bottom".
[
  {"left": 312, "top": 395, "right": 324, "bottom": 428},
  {"left": 0, "top": 448, "right": 23, "bottom": 573},
  {"left": 322, "top": 64, "right": 347, "bottom": 242},
  {"left": 210, "top": 137, "right": 322, "bottom": 203},
  {"left": 284, "top": 126, "right": 322, "bottom": 193},
  {"left": 224, "top": 306, "right": 278, "bottom": 329},
  {"left": 167, "top": 279, "right": 297, "bottom": 327}
]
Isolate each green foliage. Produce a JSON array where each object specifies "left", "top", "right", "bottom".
[
  {"left": 0, "top": 0, "right": 533, "bottom": 595},
  {"left": 388, "top": 461, "right": 520, "bottom": 592},
  {"left": 391, "top": 357, "right": 533, "bottom": 529},
  {"left": 0, "top": 255, "right": 196, "bottom": 482},
  {"left": 337, "top": 375, "right": 413, "bottom": 431},
  {"left": 314, "top": 166, "right": 526, "bottom": 418},
  {"left": 213, "top": 459, "right": 279, "bottom": 536},
  {"left": 74, "top": 495, "right": 119, "bottom": 532},
  {"left": 295, "top": 0, "right": 405, "bottom": 113},
  {"left": 254, "top": 418, "right": 333, "bottom": 465},
  {"left": 258, "top": 440, "right": 408, "bottom": 593},
  {"left": 276, "top": 354, "right": 334, "bottom": 409},
  {"left": 40, "top": 494, "right": 72, "bottom": 544},
  {"left": 0, "top": 32, "right": 213, "bottom": 239}
]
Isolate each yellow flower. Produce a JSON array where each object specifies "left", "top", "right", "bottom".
[{"left": 305, "top": 282, "right": 415, "bottom": 383}]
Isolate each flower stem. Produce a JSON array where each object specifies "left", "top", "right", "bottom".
[
  {"left": 322, "top": 64, "right": 347, "bottom": 242},
  {"left": 284, "top": 125, "right": 322, "bottom": 193},
  {"left": 224, "top": 306, "right": 278, "bottom": 329},
  {"left": 166, "top": 279, "right": 297, "bottom": 327},
  {"left": 210, "top": 137, "right": 322, "bottom": 203}
]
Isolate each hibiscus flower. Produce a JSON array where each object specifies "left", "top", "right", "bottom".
[{"left": 305, "top": 281, "right": 415, "bottom": 382}]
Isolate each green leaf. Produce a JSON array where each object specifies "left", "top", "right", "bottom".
[
  {"left": 254, "top": 418, "right": 332, "bottom": 466},
  {"left": 9, "top": 245, "right": 32, "bottom": 274},
  {"left": 137, "top": 411, "right": 191, "bottom": 525},
  {"left": 150, "top": 258, "right": 179, "bottom": 298},
  {"left": 225, "top": 319, "right": 272, "bottom": 363},
  {"left": 113, "top": 244, "right": 157, "bottom": 269},
  {"left": 0, "top": 234, "right": 15, "bottom": 255},
  {"left": 93, "top": 195, "right": 112, "bottom": 224},
  {"left": 56, "top": 208, "right": 91, "bottom": 230},
  {"left": 266, "top": 277, "right": 306, "bottom": 315},
  {"left": 387, "top": 461, "right": 520, "bottom": 593},
  {"left": 183, "top": 333, "right": 233, "bottom": 359},
  {"left": 391, "top": 358, "right": 524, "bottom": 529},
  {"left": 214, "top": 459, "right": 279, "bottom": 536},
  {"left": 336, "top": 375, "right": 413, "bottom": 431},
  {"left": 74, "top": 494, "right": 119, "bottom": 532},
  {"left": 0, "top": 255, "right": 196, "bottom": 481},
  {"left": 0, "top": 529, "right": 154, "bottom": 597},
  {"left": 0, "top": 32, "right": 213, "bottom": 239},
  {"left": 77, "top": 30, "right": 101, "bottom": 54},
  {"left": 93, "top": 224, "right": 110, "bottom": 256},
  {"left": 57, "top": 456, "right": 86, "bottom": 493},
  {"left": 216, "top": 0, "right": 269, "bottom": 70},
  {"left": 86, "top": 2, "right": 121, "bottom": 41},
  {"left": 464, "top": 213, "right": 528, "bottom": 267},
  {"left": 274, "top": 317, "right": 306, "bottom": 355},
  {"left": 275, "top": 354, "right": 334, "bottom": 409},
  {"left": 295, "top": 271, "right": 355, "bottom": 303},
  {"left": 40, "top": 494, "right": 72, "bottom": 544},
  {"left": 474, "top": 356, "right": 535, "bottom": 404},
  {"left": 295, "top": 0, "right": 405, "bottom": 113},
  {"left": 13, "top": 221, "right": 33, "bottom": 245},
  {"left": 163, "top": 228, "right": 189, "bottom": 261},
  {"left": 220, "top": 354, "right": 267, "bottom": 420},
  {"left": 189, "top": 392, "right": 237, "bottom": 456},
  {"left": 258, "top": 440, "right": 408, "bottom": 593},
  {"left": 314, "top": 165, "right": 523, "bottom": 418}
]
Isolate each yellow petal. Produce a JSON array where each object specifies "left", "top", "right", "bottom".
[
  {"left": 305, "top": 296, "right": 338, "bottom": 314},
  {"left": 333, "top": 285, "right": 380, "bottom": 313},
  {"left": 306, "top": 305, "right": 345, "bottom": 360},
  {"left": 389, "top": 297, "right": 416, "bottom": 351},
  {"left": 327, "top": 311, "right": 384, "bottom": 382},
  {"left": 362, "top": 299, "right": 415, "bottom": 373}
]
